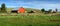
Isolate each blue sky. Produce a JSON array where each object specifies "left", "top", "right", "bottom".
[{"left": 0, "top": 0, "right": 60, "bottom": 11}]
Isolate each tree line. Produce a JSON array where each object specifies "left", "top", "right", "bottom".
[{"left": 41, "top": 8, "right": 58, "bottom": 14}]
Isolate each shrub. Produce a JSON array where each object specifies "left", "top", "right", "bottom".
[{"left": 41, "top": 8, "right": 45, "bottom": 13}]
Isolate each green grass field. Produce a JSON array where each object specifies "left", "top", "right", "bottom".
[
  {"left": 0, "top": 13, "right": 60, "bottom": 26},
  {"left": 0, "top": 8, "right": 59, "bottom": 26}
]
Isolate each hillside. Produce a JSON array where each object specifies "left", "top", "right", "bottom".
[
  {"left": 6, "top": 8, "right": 41, "bottom": 13},
  {"left": 25, "top": 8, "right": 41, "bottom": 12}
]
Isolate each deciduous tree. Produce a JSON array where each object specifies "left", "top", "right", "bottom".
[
  {"left": 0, "top": 3, "right": 7, "bottom": 13},
  {"left": 41, "top": 8, "right": 45, "bottom": 13}
]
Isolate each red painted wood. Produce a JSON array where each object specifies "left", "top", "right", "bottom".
[{"left": 18, "top": 7, "right": 25, "bottom": 13}]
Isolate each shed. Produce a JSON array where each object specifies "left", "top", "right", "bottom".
[{"left": 18, "top": 7, "right": 25, "bottom": 13}]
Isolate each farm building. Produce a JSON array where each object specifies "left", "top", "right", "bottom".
[{"left": 18, "top": 7, "right": 25, "bottom": 13}]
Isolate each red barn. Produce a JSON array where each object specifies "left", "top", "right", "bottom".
[{"left": 18, "top": 7, "right": 25, "bottom": 13}]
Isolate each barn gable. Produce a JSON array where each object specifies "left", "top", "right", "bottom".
[{"left": 18, "top": 7, "right": 25, "bottom": 13}]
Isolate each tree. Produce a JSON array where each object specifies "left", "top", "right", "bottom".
[
  {"left": 0, "top": 3, "right": 7, "bottom": 13},
  {"left": 55, "top": 8, "right": 58, "bottom": 12},
  {"left": 48, "top": 9, "right": 52, "bottom": 13},
  {"left": 41, "top": 8, "right": 45, "bottom": 13}
]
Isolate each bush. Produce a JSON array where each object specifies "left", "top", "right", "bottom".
[{"left": 41, "top": 8, "right": 45, "bottom": 13}]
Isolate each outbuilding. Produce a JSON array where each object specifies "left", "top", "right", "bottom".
[{"left": 18, "top": 7, "right": 25, "bottom": 13}]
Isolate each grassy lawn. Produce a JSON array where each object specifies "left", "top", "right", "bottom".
[{"left": 0, "top": 13, "right": 60, "bottom": 26}]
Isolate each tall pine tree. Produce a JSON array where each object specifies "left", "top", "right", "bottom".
[{"left": 55, "top": 8, "right": 58, "bottom": 12}]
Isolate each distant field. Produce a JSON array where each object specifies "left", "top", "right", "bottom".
[{"left": 0, "top": 13, "right": 60, "bottom": 26}]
